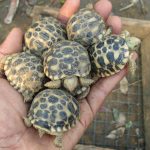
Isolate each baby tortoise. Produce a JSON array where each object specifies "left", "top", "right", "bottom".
[
  {"left": 24, "top": 16, "right": 67, "bottom": 57},
  {"left": 89, "top": 31, "right": 141, "bottom": 78},
  {"left": 44, "top": 40, "right": 94, "bottom": 98},
  {"left": 24, "top": 89, "right": 79, "bottom": 148},
  {"left": 0, "top": 52, "right": 45, "bottom": 102},
  {"left": 67, "top": 8, "right": 111, "bottom": 47}
]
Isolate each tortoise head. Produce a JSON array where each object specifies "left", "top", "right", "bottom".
[
  {"left": 126, "top": 36, "right": 141, "bottom": 51},
  {"left": 63, "top": 76, "right": 79, "bottom": 93},
  {"left": 120, "top": 30, "right": 141, "bottom": 51}
]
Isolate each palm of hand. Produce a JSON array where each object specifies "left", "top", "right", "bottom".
[
  {"left": 0, "top": 0, "right": 124, "bottom": 150},
  {"left": 0, "top": 79, "right": 100, "bottom": 150},
  {"left": 0, "top": 79, "right": 60, "bottom": 150},
  {"left": 0, "top": 79, "right": 27, "bottom": 149}
]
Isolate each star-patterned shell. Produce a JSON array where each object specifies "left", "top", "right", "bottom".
[
  {"left": 4, "top": 52, "right": 45, "bottom": 102},
  {"left": 24, "top": 16, "right": 67, "bottom": 57},
  {"left": 27, "top": 89, "right": 79, "bottom": 134},
  {"left": 89, "top": 35, "right": 129, "bottom": 77},
  {"left": 44, "top": 40, "right": 91, "bottom": 80},
  {"left": 67, "top": 8, "right": 106, "bottom": 47}
]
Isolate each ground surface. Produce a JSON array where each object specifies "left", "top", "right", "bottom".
[{"left": 0, "top": 0, "right": 150, "bottom": 43}]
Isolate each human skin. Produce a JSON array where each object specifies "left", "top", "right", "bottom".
[{"left": 0, "top": 0, "right": 136, "bottom": 150}]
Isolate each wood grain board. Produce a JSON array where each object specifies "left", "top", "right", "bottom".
[
  {"left": 122, "top": 17, "right": 150, "bottom": 150},
  {"left": 140, "top": 34, "right": 150, "bottom": 150}
]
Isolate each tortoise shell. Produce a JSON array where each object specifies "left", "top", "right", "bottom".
[
  {"left": 44, "top": 40, "right": 91, "bottom": 80},
  {"left": 27, "top": 89, "right": 79, "bottom": 134},
  {"left": 89, "top": 35, "right": 129, "bottom": 77},
  {"left": 67, "top": 8, "right": 106, "bottom": 47},
  {"left": 4, "top": 52, "right": 45, "bottom": 102},
  {"left": 24, "top": 16, "right": 67, "bottom": 56}
]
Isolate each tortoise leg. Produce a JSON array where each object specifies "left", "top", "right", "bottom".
[
  {"left": 129, "top": 53, "right": 137, "bottom": 76},
  {"left": 23, "top": 117, "right": 32, "bottom": 127},
  {"left": 54, "top": 133, "right": 63, "bottom": 148},
  {"left": 0, "top": 56, "right": 7, "bottom": 77},
  {"left": 38, "top": 129, "right": 45, "bottom": 138},
  {"left": 44, "top": 80, "right": 61, "bottom": 88},
  {"left": 79, "top": 77, "right": 94, "bottom": 87},
  {"left": 77, "top": 87, "right": 90, "bottom": 100},
  {"left": 121, "top": 30, "right": 130, "bottom": 38},
  {"left": 105, "top": 27, "right": 112, "bottom": 37},
  {"left": 63, "top": 77, "right": 78, "bottom": 92}
]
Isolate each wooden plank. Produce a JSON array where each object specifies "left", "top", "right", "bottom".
[
  {"left": 123, "top": 18, "right": 150, "bottom": 150},
  {"left": 122, "top": 17, "right": 150, "bottom": 39},
  {"left": 74, "top": 144, "right": 114, "bottom": 150},
  {"left": 141, "top": 34, "right": 150, "bottom": 150}
]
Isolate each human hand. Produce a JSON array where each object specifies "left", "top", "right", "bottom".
[{"left": 0, "top": 0, "right": 129, "bottom": 150}]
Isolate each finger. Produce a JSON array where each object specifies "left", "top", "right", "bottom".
[
  {"left": 58, "top": 0, "right": 80, "bottom": 24},
  {"left": 0, "top": 28, "right": 23, "bottom": 57},
  {"left": 106, "top": 16, "right": 122, "bottom": 34},
  {"left": 87, "top": 67, "right": 128, "bottom": 116},
  {"left": 94, "top": 0, "right": 112, "bottom": 21}
]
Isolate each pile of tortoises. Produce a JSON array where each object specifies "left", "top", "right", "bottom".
[{"left": 0, "top": 7, "right": 141, "bottom": 149}]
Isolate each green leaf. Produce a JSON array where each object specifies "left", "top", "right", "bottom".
[
  {"left": 112, "top": 108, "right": 120, "bottom": 121},
  {"left": 60, "top": 0, "right": 66, "bottom": 4},
  {"left": 125, "top": 121, "right": 133, "bottom": 129}
]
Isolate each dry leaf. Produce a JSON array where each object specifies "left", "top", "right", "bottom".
[
  {"left": 129, "top": 53, "right": 137, "bottom": 76},
  {"left": 119, "top": 77, "right": 128, "bottom": 94},
  {"left": 116, "top": 113, "right": 126, "bottom": 127},
  {"left": 112, "top": 108, "right": 126, "bottom": 127},
  {"left": 106, "top": 127, "right": 125, "bottom": 140}
]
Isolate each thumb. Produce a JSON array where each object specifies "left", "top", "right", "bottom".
[{"left": 0, "top": 28, "right": 24, "bottom": 58}]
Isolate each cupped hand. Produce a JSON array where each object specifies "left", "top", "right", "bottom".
[{"left": 0, "top": 0, "right": 125, "bottom": 150}]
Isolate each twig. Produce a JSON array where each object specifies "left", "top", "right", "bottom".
[
  {"left": 30, "top": 5, "right": 59, "bottom": 20},
  {"left": 4, "top": 0, "right": 20, "bottom": 24},
  {"left": 139, "top": 0, "right": 147, "bottom": 14},
  {"left": 120, "top": 0, "right": 139, "bottom": 11},
  {"left": 112, "top": 79, "right": 142, "bottom": 93}
]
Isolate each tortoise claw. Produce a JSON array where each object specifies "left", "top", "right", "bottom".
[
  {"left": 79, "top": 77, "right": 94, "bottom": 87},
  {"left": 23, "top": 117, "right": 32, "bottom": 127},
  {"left": 44, "top": 80, "right": 61, "bottom": 89}
]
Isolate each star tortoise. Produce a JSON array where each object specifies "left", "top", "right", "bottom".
[
  {"left": 89, "top": 31, "right": 141, "bottom": 77},
  {"left": 67, "top": 8, "right": 111, "bottom": 47},
  {"left": 0, "top": 52, "right": 45, "bottom": 102},
  {"left": 24, "top": 89, "right": 79, "bottom": 148},
  {"left": 44, "top": 40, "right": 94, "bottom": 98},
  {"left": 24, "top": 16, "right": 67, "bottom": 57}
]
